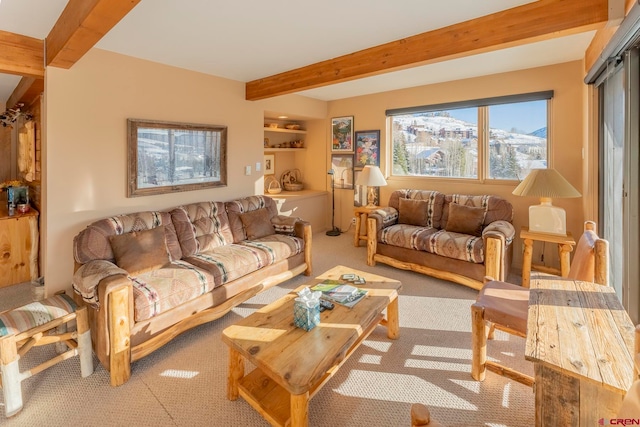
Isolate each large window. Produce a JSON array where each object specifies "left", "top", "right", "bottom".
[{"left": 389, "top": 92, "right": 550, "bottom": 181}]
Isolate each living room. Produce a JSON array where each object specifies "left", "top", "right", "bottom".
[{"left": 0, "top": 1, "right": 639, "bottom": 426}]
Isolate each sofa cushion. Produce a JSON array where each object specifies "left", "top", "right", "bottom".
[
  {"left": 73, "top": 211, "right": 173, "bottom": 264},
  {"left": 389, "top": 190, "right": 445, "bottom": 228},
  {"left": 445, "top": 203, "right": 486, "bottom": 237},
  {"left": 441, "top": 194, "right": 513, "bottom": 229},
  {"left": 398, "top": 198, "right": 429, "bottom": 226},
  {"left": 171, "top": 202, "right": 234, "bottom": 258},
  {"left": 109, "top": 226, "right": 170, "bottom": 275},
  {"left": 129, "top": 260, "right": 214, "bottom": 321},
  {"left": 427, "top": 230, "right": 484, "bottom": 263},
  {"left": 240, "top": 208, "right": 274, "bottom": 239},
  {"left": 379, "top": 224, "right": 438, "bottom": 252},
  {"left": 226, "top": 196, "right": 279, "bottom": 242},
  {"left": 184, "top": 235, "right": 304, "bottom": 288}
]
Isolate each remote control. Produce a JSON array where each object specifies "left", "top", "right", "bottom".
[{"left": 319, "top": 299, "right": 335, "bottom": 310}]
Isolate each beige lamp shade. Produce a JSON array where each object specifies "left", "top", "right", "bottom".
[
  {"left": 512, "top": 168, "right": 581, "bottom": 199},
  {"left": 512, "top": 168, "right": 581, "bottom": 236},
  {"left": 356, "top": 166, "right": 387, "bottom": 208}
]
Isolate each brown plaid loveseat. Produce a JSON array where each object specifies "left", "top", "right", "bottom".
[
  {"left": 366, "top": 190, "right": 514, "bottom": 290},
  {"left": 72, "top": 195, "right": 311, "bottom": 386}
]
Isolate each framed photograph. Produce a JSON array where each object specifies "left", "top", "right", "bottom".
[
  {"left": 355, "top": 130, "right": 380, "bottom": 169},
  {"left": 264, "top": 154, "right": 275, "bottom": 175},
  {"left": 127, "top": 119, "right": 227, "bottom": 197},
  {"left": 331, "top": 154, "right": 354, "bottom": 189},
  {"left": 331, "top": 116, "right": 354, "bottom": 152}
]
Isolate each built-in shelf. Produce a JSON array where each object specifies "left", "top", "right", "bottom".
[
  {"left": 264, "top": 148, "right": 306, "bottom": 152},
  {"left": 264, "top": 127, "right": 307, "bottom": 134}
]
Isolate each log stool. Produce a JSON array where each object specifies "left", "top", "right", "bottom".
[{"left": 0, "top": 293, "right": 93, "bottom": 417}]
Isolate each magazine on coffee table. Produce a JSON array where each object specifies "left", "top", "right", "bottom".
[{"left": 311, "top": 280, "right": 368, "bottom": 308}]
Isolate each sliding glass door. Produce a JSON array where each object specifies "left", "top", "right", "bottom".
[{"left": 598, "top": 48, "right": 640, "bottom": 320}]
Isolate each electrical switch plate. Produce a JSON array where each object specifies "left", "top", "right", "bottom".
[
  {"left": 245, "top": 165, "right": 251, "bottom": 176},
  {"left": 256, "top": 162, "right": 261, "bottom": 171}
]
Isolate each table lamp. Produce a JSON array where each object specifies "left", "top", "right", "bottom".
[
  {"left": 356, "top": 165, "right": 387, "bottom": 208},
  {"left": 512, "top": 168, "right": 581, "bottom": 236}
]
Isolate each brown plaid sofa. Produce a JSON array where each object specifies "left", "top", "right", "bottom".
[
  {"left": 72, "top": 195, "right": 311, "bottom": 386},
  {"left": 366, "top": 190, "right": 514, "bottom": 290}
]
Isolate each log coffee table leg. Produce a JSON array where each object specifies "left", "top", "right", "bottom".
[
  {"left": 227, "top": 347, "right": 244, "bottom": 400},
  {"left": 291, "top": 391, "right": 309, "bottom": 427},
  {"left": 386, "top": 297, "right": 400, "bottom": 339}
]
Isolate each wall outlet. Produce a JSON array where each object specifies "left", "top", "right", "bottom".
[{"left": 352, "top": 217, "right": 357, "bottom": 224}]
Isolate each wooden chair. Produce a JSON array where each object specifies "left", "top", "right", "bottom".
[
  {"left": 470, "top": 220, "right": 609, "bottom": 386},
  {"left": 0, "top": 293, "right": 93, "bottom": 417}
]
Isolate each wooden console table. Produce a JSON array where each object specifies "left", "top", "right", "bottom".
[
  {"left": 520, "top": 226, "right": 575, "bottom": 288},
  {"left": 0, "top": 205, "right": 39, "bottom": 288},
  {"left": 525, "top": 277, "right": 635, "bottom": 426}
]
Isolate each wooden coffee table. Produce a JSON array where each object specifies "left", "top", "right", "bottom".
[{"left": 222, "top": 265, "right": 401, "bottom": 427}]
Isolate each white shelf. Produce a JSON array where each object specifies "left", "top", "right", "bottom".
[
  {"left": 264, "top": 127, "right": 307, "bottom": 134},
  {"left": 264, "top": 148, "right": 306, "bottom": 152}
]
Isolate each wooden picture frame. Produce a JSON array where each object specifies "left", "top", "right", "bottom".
[
  {"left": 127, "top": 119, "right": 227, "bottom": 197},
  {"left": 331, "top": 153, "right": 354, "bottom": 189},
  {"left": 264, "top": 154, "right": 275, "bottom": 175},
  {"left": 355, "top": 130, "right": 380, "bottom": 169},
  {"left": 331, "top": 116, "right": 354, "bottom": 152}
]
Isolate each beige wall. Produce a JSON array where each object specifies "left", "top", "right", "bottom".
[
  {"left": 326, "top": 60, "right": 590, "bottom": 269},
  {"left": 43, "top": 48, "right": 326, "bottom": 295}
]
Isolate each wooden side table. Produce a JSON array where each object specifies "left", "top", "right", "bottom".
[
  {"left": 520, "top": 226, "right": 575, "bottom": 288},
  {"left": 354, "top": 206, "right": 378, "bottom": 247}
]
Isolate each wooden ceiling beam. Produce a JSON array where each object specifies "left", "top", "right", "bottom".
[
  {"left": 0, "top": 30, "right": 44, "bottom": 78},
  {"left": 584, "top": 0, "right": 636, "bottom": 74},
  {"left": 7, "top": 77, "right": 44, "bottom": 109},
  {"left": 246, "top": 0, "right": 609, "bottom": 100},
  {"left": 46, "top": 0, "right": 141, "bottom": 68}
]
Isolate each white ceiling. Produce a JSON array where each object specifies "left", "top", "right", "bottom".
[{"left": 0, "top": 0, "right": 595, "bottom": 104}]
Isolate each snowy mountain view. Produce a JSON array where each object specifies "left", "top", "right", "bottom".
[{"left": 392, "top": 110, "right": 547, "bottom": 180}]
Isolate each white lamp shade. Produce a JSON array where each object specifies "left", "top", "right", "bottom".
[{"left": 356, "top": 165, "right": 387, "bottom": 187}]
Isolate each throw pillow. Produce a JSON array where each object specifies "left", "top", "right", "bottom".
[
  {"left": 398, "top": 198, "right": 429, "bottom": 227},
  {"left": 445, "top": 203, "right": 486, "bottom": 237},
  {"left": 109, "top": 226, "right": 170, "bottom": 275},
  {"left": 240, "top": 208, "right": 274, "bottom": 240}
]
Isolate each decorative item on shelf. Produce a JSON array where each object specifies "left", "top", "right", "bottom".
[
  {"left": 326, "top": 169, "right": 340, "bottom": 236},
  {"left": 512, "top": 168, "right": 581, "bottom": 236},
  {"left": 355, "top": 165, "right": 387, "bottom": 208},
  {"left": 265, "top": 176, "right": 282, "bottom": 194},
  {"left": 281, "top": 169, "right": 303, "bottom": 191},
  {"left": 0, "top": 180, "right": 28, "bottom": 210},
  {"left": 1, "top": 103, "right": 33, "bottom": 128},
  {"left": 285, "top": 124, "right": 301, "bottom": 130},
  {"left": 267, "top": 123, "right": 279, "bottom": 129},
  {"left": 291, "top": 140, "right": 304, "bottom": 148}
]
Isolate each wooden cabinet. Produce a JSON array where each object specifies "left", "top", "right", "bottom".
[{"left": 0, "top": 206, "right": 38, "bottom": 288}]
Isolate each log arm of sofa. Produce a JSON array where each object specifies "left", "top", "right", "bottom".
[
  {"left": 366, "top": 207, "right": 398, "bottom": 266},
  {"left": 294, "top": 219, "right": 313, "bottom": 276},
  {"left": 271, "top": 214, "right": 312, "bottom": 276},
  {"left": 482, "top": 220, "right": 515, "bottom": 282},
  {"left": 72, "top": 260, "right": 134, "bottom": 387}
]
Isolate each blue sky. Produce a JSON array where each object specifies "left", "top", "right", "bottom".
[{"left": 449, "top": 100, "right": 547, "bottom": 134}]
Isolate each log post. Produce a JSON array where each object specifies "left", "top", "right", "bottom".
[
  {"left": 471, "top": 303, "right": 487, "bottom": 381},
  {"left": 109, "top": 286, "right": 131, "bottom": 386},
  {"left": 367, "top": 217, "right": 377, "bottom": 266}
]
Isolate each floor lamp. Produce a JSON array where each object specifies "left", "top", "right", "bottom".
[{"left": 326, "top": 169, "right": 341, "bottom": 236}]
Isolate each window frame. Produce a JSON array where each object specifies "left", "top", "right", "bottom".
[{"left": 386, "top": 91, "right": 552, "bottom": 184}]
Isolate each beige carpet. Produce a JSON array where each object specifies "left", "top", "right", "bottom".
[{"left": 0, "top": 231, "right": 534, "bottom": 426}]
